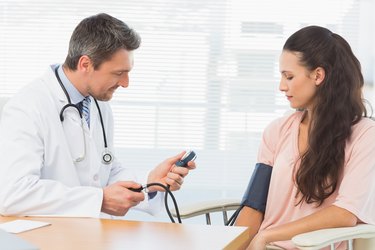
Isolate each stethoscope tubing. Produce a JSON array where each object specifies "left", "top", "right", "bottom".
[{"left": 54, "top": 65, "right": 113, "bottom": 164}]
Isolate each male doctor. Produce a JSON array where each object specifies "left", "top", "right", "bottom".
[{"left": 0, "top": 13, "right": 195, "bottom": 217}]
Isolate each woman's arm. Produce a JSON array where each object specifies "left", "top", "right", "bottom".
[
  {"left": 235, "top": 206, "right": 264, "bottom": 247},
  {"left": 247, "top": 205, "right": 357, "bottom": 249}
]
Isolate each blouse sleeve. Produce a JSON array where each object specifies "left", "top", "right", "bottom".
[
  {"left": 333, "top": 122, "right": 375, "bottom": 225},
  {"left": 257, "top": 117, "right": 284, "bottom": 166}
]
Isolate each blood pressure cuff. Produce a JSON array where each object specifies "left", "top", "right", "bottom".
[{"left": 240, "top": 163, "right": 272, "bottom": 213}]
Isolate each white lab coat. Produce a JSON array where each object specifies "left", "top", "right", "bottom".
[{"left": 0, "top": 66, "right": 162, "bottom": 217}]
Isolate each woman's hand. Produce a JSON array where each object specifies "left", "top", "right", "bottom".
[{"left": 247, "top": 232, "right": 268, "bottom": 250}]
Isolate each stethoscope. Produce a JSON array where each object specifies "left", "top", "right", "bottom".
[{"left": 54, "top": 66, "right": 113, "bottom": 165}]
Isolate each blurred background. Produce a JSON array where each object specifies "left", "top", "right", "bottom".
[{"left": 0, "top": 0, "right": 374, "bottom": 223}]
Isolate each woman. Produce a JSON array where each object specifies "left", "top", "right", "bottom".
[{"left": 235, "top": 26, "right": 375, "bottom": 249}]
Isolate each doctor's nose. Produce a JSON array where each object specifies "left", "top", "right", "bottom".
[{"left": 118, "top": 73, "right": 129, "bottom": 88}]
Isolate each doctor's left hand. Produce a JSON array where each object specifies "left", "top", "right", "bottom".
[{"left": 147, "top": 151, "right": 196, "bottom": 192}]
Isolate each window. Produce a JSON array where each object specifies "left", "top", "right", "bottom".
[{"left": 0, "top": 0, "right": 373, "bottom": 222}]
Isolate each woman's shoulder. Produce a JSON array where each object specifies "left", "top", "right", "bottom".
[
  {"left": 357, "top": 116, "right": 375, "bottom": 126},
  {"left": 351, "top": 117, "right": 375, "bottom": 139},
  {"left": 265, "top": 109, "right": 303, "bottom": 134}
]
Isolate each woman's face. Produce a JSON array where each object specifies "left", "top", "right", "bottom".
[{"left": 279, "top": 50, "right": 318, "bottom": 110}]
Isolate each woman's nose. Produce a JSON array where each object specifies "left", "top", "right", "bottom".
[{"left": 279, "top": 79, "right": 287, "bottom": 92}]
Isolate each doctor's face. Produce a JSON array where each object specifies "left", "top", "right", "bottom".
[{"left": 86, "top": 49, "right": 134, "bottom": 101}]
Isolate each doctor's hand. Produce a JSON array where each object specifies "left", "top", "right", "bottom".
[
  {"left": 101, "top": 181, "right": 145, "bottom": 216},
  {"left": 147, "top": 151, "right": 196, "bottom": 192}
]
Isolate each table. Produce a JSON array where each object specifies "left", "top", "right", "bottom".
[{"left": 0, "top": 216, "right": 250, "bottom": 250}]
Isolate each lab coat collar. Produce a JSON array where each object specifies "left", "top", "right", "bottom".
[{"left": 46, "top": 64, "right": 69, "bottom": 104}]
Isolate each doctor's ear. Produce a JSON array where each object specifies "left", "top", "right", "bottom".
[
  {"left": 313, "top": 67, "right": 325, "bottom": 86},
  {"left": 77, "top": 55, "right": 93, "bottom": 73}
]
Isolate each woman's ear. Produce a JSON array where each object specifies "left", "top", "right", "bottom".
[{"left": 314, "top": 67, "right": 325, "bottom": 86}]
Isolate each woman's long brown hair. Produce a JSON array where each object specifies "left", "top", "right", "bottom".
[{"left": 283, "top": 26, "right": 367, "bottom": 206}]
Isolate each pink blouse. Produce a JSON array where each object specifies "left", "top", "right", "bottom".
[{"left": 257, "top": 111, "right": 375, "bottom": 249}]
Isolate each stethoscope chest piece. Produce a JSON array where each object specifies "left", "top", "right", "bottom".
[{"left": 102, "top": 149, "right": 113, "bottom": 164}]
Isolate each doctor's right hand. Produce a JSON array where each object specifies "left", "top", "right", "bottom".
[{"left": 101, "top": 181, "right": 145, "bottom": 216}]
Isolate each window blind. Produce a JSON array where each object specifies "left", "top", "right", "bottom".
[{"left": 0, "top": 0, "right": 373, "bottom": 221}]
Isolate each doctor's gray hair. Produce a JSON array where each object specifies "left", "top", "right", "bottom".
[{"left": 64, "top": 13, "right": 141, "bottom": 70}]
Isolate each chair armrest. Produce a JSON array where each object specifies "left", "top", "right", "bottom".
[
  {"left": 171, "top": 198, "right": 241, "bottom": 219},
  {"left": 292, "top": 224, "right": 375, "bottom": 250}
]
